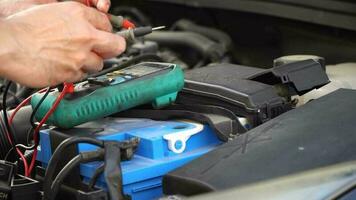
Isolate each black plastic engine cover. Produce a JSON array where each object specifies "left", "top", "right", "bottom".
[
  {"left": 177, "top": 59, "right": 329, "bottom": 126},
  {"left": 163, "top": 89, "right": 356, "bottom": 196}
]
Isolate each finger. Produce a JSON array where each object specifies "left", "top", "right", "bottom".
[
  {"left": 64, "top": 70, "right": 85, "bottom": 83},
  {"left": 82, "top": 52, "right": 104, "bottom": 73},
  {"left": 92, "top": 31, "right": 126, "bottom": 58},
  {"left": 83, "top": 7, "right": 112, "bottom": 32},
  {"left": 92, "top": 0, "right": 110, "bottom": 12}
]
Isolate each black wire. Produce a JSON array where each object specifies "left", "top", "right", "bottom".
[
  {"left": 0, "top": 114, "right": 12, "bottom": 159},
  {"left": 43, "top": 137, "right": 104, "bottom": 200},
  {"left": 0, "top": 82, "right": 22, "bottom": 109},
  {"left": 49, "top": 150, "right": 104, "bottom": 200},
  {"left": 2, "top": 81, "right": 18, "bottom": 160},
  {"left": 6, "top": 90, "right": 21, "bottom": 106},
  {"left": 50, "top": 155, "right": 82, "bottom": 200},
  {"left": 30, "top": 87, "right": 51, "bottom": 129},
  {"left": 3, "top": 86, "right": 51, "bottom": 153},
  {"left": 26, "top": 127, "right": 34, "bottom": 147},
  {"left": 4, "top": 144, "right": 35, "bottom": 161},
  {"left": 88, "top": 163, "right": 105, "bottom": 190},
  {"left": 16, "top": 150, "right": 34, "bottom": 175},
  {"left": 88, "top": 54, "right": 163, "bottom": 78}
]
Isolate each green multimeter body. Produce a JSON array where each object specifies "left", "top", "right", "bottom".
[{"left": 31, "top": 62, "right": 184, "bottom": 129}]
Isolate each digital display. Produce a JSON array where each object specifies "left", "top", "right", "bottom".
[
  {"left": 106, "top": 63, "right": 171, "bottom": 80},
  {"left": 119, "top": 64, "right": 162, "bottom": 77}
]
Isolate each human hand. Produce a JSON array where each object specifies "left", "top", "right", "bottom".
[{"left": 0, "top": 2, "right": 125, "bottom": 88}]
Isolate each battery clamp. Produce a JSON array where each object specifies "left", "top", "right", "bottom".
[{"left": 163, "top": 122, "right": 204, "bottom": 154}]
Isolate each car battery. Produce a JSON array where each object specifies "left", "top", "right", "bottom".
[{"left": 37, "top": 117, "right": 222, "bottom": 200}]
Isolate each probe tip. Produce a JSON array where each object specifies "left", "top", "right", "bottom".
[{"left": 152, "top": 26, "right": 166, "bottom": 31}]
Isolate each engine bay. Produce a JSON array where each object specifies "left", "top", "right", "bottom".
[{"left": 1, "top": 1, "right": 356, "bottom": 200}]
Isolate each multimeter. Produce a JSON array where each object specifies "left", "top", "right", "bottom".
[{"left": 31, "top": 62, "right": 184, "bottom": 129}]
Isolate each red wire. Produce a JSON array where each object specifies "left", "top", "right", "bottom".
[
  {"left": 0, "top": 116, "right": 29, "bottom": 176},
  {"left": 3, "top": 88, "right": 46, "bottom": 176},
  {"left": 6, "top": 85, "right": 70, "bottom": 176},
  {"left": 16, "top": 148, "right": 29, "bottom": 176},
  {"left": 9, "top": 88, "right": 47, "bottom": 124},
  {"left": 9, "top": 97, "right": 31, "bottom": 124},
  {"left": 28, "top": 84, "right": 71, "bottom": 175},
  {"left": 0, "top": 119, "right": 29, "bottom": 176}
]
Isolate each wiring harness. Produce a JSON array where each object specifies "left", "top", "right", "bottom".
[
  {"left": 2, "top": 82, "right": 74, "bottom": 176},
  {"left": 43, "top": 136, "right": 139, "bottom": 200}
]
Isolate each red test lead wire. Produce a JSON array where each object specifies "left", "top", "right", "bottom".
[
  {"left": 4, "top": 88, "right": 47, "bottom": 177},
  {"left": 28, "top": 83, "right": 74, "bottom": 175},
  {"left": 9, "top": 88, "right": 47, "bottom": 124},
  {"left": 0, "top": 117, "right": 29, "bottom": 176}
]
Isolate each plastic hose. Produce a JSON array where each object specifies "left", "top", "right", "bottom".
[{"left": 172, "top": 19, "right": 233, "bottom": 52}]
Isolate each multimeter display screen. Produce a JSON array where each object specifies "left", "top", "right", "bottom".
[
  {"left": 118, "top": 64, "right": 163, "bottom": 77},
  {"left": 106, "top": 63, "right": 170, "bottom": 80},
  {"left": 74, "top": 63, "right": 173, "bottom": 92}
]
